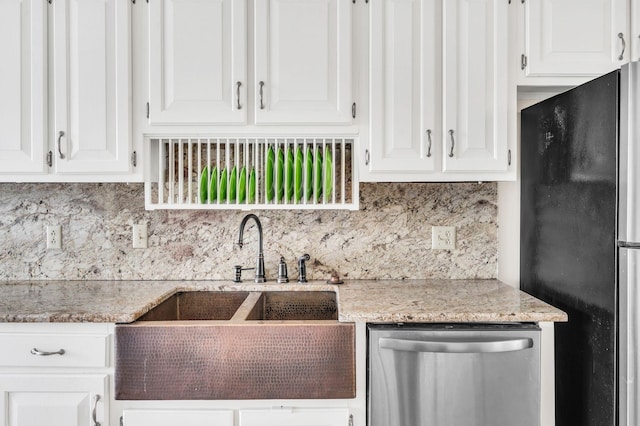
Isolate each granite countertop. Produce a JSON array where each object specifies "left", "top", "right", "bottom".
[{"left": 0, "top": 279, "right": 567, "bottom": 323}]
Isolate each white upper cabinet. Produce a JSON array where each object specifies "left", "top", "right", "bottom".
[
  {"left": 0, "top": 0, "right": 46, "bottom": 175},
  {"left": 368, "top": 0, "right": 440, "bottom": 175},
  {"left": 149, "top": 0, "right": 247, "bottom": 125},
  {"left": 365, "top": 0, "right": 512, "bottom": 182},
  {"left": 633, "top": 0, "right": 640, "bottom": 61},
  {"left": 443, "top": 0, "right": 508, "bottom": 173},
  {"left": 254, "top": 0, "right": 352, "bottom": 125},
  {"left": 52, "top": 0, "right": 131, "bottom": 175},
  {"left": 146, "top": 0, "right": 353, "bottom": 128},
  {"left": 519, "top": 0, "right": 629, "bottom": 83},
  {"left": 0, "top": 0, "right": 135, "bottom": 181}
]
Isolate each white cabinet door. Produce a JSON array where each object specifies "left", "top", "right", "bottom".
[
  {"left": 369, "top": 0, "right": 440, "bottom": 175},
  {"left": 0, "top": 374, "right": 108, "bottom": 426},
  {"left": 149, "top": 0, "right": 247, "bottom": 125},
  {"left": 633, "top": 0, "right": 640, "bottom": 61},
  {"left": 443, "top": 0, "right": 508, "bottom": 173},
  {"left": 123, "top": 409, "right": 234, "bottom": 426},
  {"left": 51, "top": 0, "right": 131, "bottom": 175},
  {"left": 0, "top": 0, "right": 46, "bottom": 174},
  {"left": 254, "top": 0, "right": 352, "bottom": 125},
  {"left": 524, "top": 0, "right": 628, "bottom": 77},
  {"left": 239, "top": 408, "right": 349, "bottom": 426}
]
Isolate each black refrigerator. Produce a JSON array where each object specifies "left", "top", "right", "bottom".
[{"left": 521, "top": 62, "right": 640, "bottom": 426}]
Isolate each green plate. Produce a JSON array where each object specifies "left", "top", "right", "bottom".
[
  {"left": 314, "top": 147, "right": 323, "bottom": 202},
  {"left": 248, "top": 167, "right": 256, "bottom": 203},
  {"left": 287, "top": 148, "right": 294, "bottom": 201},
  {"left": 305, "top": 147, "right": 313, "bottom": 201},
  {"left": 199, "top": 166, "right": 209, "bottom": 204},
  {"left": 238, "top": 166, "right": 247, "bottom": 203},
  {"left": 266, "top": 147, "right": 275, "bottom": 202},
  {"left": 208, "top": 166, "right": 218, "bottom": 203},
  {"left": 275, "top": 148, "right": 284, "bottom": 202},
  {"left": 294, "top": 147, "right": 303, "bottom": 202},
  {"left": 324, "top": 146, "right": 333, "bottom": 201},
  {"left": 229, "top": 166, "right": 237, "bottom": 202},
  {"left": 218, "top": 168, "right": 227, "bottom": 203}
]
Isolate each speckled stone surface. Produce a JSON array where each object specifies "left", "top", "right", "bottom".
[
  {"left": 0, "top": 182, "right": 497, "bottom": 281},
  {"left": 336, "top": 280, "right": 567, "bottom": 323},
  {"left": 0, "top": 280, "right": 567, "bottom": 323}
]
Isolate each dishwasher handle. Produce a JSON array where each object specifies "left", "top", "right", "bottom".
[{"left": 379, "top": 336, "right": 534, "bottom": 354}]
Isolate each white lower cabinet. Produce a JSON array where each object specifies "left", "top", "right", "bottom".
[
  {"left": 123, "top": 409, "right": 234, "bottom": 426},
  {"left": 0, "top": 323, "right": 112, "bottom": 426},
  {"left": 239, "top": 408, "right": 350, "bottom": 426},
  {"left": 121, "top": 407, "right": 350, "bottom": 426},
  {"left": 0, "top": 375, "right": 108, "bottom": 426}
]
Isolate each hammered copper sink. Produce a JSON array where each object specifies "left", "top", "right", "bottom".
[{"left": 115, "top": 290, "right": 355, "bottom": 400}]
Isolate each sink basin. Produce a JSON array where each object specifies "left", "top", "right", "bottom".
[
  {"left": 246, "top": 291, "right": 338, "bottom": 321},
  {"left": 138, "top": 291, "right": 250, "bottom": 321},
  {"left": 115, "top": 290, "right": 354, "bottom": 400}
]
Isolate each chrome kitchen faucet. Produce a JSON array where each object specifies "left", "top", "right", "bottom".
[{"left": 236, "top": 214, "right": 266, "bottom": 283}]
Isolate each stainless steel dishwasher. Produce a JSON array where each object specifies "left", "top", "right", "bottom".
[{"left": 368, "top": 323, "right": 541, "bottom": 426}]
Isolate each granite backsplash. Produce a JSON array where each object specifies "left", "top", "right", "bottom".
[{"left": 0, "top": 182, "right": 497, "bottom": 281}]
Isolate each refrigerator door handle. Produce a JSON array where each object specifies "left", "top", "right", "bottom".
[
  {"left": 379, "top": 337, "right": 533, "bottom": 354},
  {"left": 618, "top": 241, "right": 640, "bottom": 248}
]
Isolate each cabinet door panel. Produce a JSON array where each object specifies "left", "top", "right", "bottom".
[
  {"left": 443, "top": 0, "right": 508, "bottom": 173},
  {"left": 149, "top": 0, "right": 247, "bottom": 125},
  {"left": 239, "top": 408, "right": 349, "bottom": 426},
  {"left": 124, "top": 409, "right": 234, "bottom": 426},
  {"left": 369, "top": 0, "right": 440, "bottom": 175},
  {"left": 255, "top": 0, "right": 352, "bottom": 124},
  {"left": 0, "top": 0, "right": 46, "bottom": 174},
  {"left": 52, "top": 0, "right": 131, "bottom": 174},
  {"left": 525, "top": 0, "right": 628, "bottom": 76},
  {"left": 633, "top": 0, "right": 640, "bottom": 62},
  {"left": 0, "top": 375, "right": 107, "bottom": 426}
]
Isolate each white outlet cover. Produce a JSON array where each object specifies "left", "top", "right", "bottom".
[
  {"left": 432, "top": 226, "right": 456, "bottom": 250},
  {"left": 46, "top": 225, "right": 62, "bottom": 249}
]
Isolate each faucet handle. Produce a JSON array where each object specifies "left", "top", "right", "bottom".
[
  {"left": 277, "top": 257, "right": 289, "bottom": 283},
  {"left": 233, "top": 265, "right": 254, "bottom": 283}
]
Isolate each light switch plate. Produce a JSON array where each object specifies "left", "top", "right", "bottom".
[
  {"left": 132, "top": 223, "right": 148, "bottom": 249},
  {"left": 432, "top": 226, "right": 456, "bottom": 250}
]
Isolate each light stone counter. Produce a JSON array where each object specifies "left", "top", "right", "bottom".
[{"left": 0, "top": 279, "right": 567, "bottom": 323}]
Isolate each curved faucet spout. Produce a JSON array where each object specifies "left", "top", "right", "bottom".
[{"left": 237, "top": 214, "right": 266, "bottom": 283}]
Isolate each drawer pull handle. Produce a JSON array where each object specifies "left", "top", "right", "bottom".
[
  {"left": 92, "top": 394, "right": 101, "bottom": 426},
  {"left": 30, "top": 347, "right": 65, "bottom": 356}
]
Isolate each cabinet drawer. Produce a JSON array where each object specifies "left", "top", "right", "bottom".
[{"left": 0, "top": 333, "right": 109, "bottom": 368}]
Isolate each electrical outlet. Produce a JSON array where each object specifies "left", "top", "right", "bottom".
[
  {"left": 46, "top": 225, "right": 62, "bottom": 249},
  {"left": 432, "top": 226, "right": 456, "bottom": 250},
  {"left": 132, "top": 223, "right": 148, "bottom": 249}
]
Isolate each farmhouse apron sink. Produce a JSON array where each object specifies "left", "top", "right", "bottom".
[{"left": 115, "top": 290, "right": 355, "bottom": 400}]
